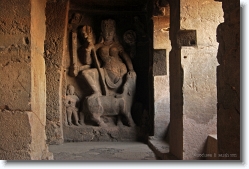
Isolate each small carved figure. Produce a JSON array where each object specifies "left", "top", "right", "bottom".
[
  {"left": 71, "top": 13, "right": 82, "bottom": 23},
  {"left": 68, "top": 13, "right": 83, "bottom": 31},
  {"left": 65, "top": 85, "right": 80, "bottom": 126}
]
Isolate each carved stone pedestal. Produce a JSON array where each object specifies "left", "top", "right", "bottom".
[{"left": 63, "top": 124, "right": 141, "bottom": 142}]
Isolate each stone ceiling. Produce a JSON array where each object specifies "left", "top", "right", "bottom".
[{"left": 70, "top": 0, "right": 150, "bottom": 11}]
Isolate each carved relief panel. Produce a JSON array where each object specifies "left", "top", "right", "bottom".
[{"left": 63, "top": 11, "right": 150, "bottom": 141}]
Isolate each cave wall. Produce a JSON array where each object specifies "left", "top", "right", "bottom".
[
  {"left": 168, "top": 0, "right": 223, "bottom": 160},
  {"left": 0, "top": 0, "right": 52, "bottom": 160},
  {"left": 45, "top": 0, "right": 69, "bottom": 145},
  {"left": 152, "top": 4, "right": 171, "bottom": 139}
]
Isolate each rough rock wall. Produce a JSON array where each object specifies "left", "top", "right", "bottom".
[
  {"left": 152, "top": 11, "right": 171, "bottom": 139},
  {"left": 168, "top": 0, "right": 223, "bottom": 160},
  {"left": 45, "top": 0, "right": 69, "bottom": 145},
  {"left": 0, "top": 0, "right": 31, "bottom": 110},
  {"left": 0, "top": 0, "right": 52, "bottom": 160},
  {"left": 216, "top": 0, "right": 240, "bottom": 160}
]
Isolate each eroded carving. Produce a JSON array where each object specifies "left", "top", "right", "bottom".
[
  {"left": 69, "top": 19, "right": 136, "bottom": 127},
  {"left": 83, "top": 71, "right": 136, "bottom": 127},
  {"left": 123, "top": 30, "right": 136, "bottom": 59},
  {"left": 65, "top": 85, "right": 80, "bottom": 126}
]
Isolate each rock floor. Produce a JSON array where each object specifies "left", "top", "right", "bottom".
[{"left": 49, "top": 142, "right": 158, "bottom": 161}]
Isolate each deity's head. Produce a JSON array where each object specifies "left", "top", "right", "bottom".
[
  {"left": 66, "top": 85, "right": 75, "bottom": 95},
  {"left": 101, "top": 19, "right": 116, "bottom": 42},
  {"left": 71, "top": 13, "right": 82, "bottom": 24}
]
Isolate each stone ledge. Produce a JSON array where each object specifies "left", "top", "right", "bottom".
[
  {"left": 63, "top": 124, "right": 143, "bottom": 142},
  {"left": 148, "top": 136, "right": 179, "bottom": 160}
]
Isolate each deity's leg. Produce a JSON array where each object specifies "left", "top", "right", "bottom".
[
  {"left": 67, "top": 110, "right": 73, "bottom": 126},
  {"left": 82, "top": 69, "right": 101, "bottom": 96},
  {"left": 73, "top": 110, "right": 80, "bottom": 126}
]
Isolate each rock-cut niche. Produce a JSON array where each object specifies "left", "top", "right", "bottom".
[{"left": 63, "top": 11, "right": 151, "bottom": 142}]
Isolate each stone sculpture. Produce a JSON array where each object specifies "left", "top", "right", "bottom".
[
  {"left": 75, "top": 19, "right": 137, "bottom": 127},
  {"left": 123, "top": 30, "right": 136, "bottom": 59},
  {"left": 65, "top": 85, "right": 80, "bottom": 126},
  {"left": 83, "top": 71, "right": 136, "bottom": 127}
]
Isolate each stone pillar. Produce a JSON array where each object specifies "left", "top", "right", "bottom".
[
  {"left": 152, "top": 14, "right": 171, "bottom": 140},
  {"left": 0, "top": 0, "right": 52, "bottom": 160},
  {"left": 168, "top": 0, "right": 223, "bottom": 160},
  {"left": 216, "top": 0, "right": 240, "bottom": 160},
  {"left": 44, "top": 0, "right": 69, "bottom": 144}
]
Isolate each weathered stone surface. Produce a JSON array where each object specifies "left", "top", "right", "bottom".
[
  {"left": 45, "top": 0, "right": 69, "bottom": 144},
  {"left": 0, "top": 0, "right": 52, "bottom": 160},
  {"left": 148, "top": 136, "right": 169, "bottom": 159},
  {"left": 177, "top": 30, "right": 196, "bottom": 47},
  {"left": 181, "top": 47, "right": 218, "bottom": 124},
  {"left": 153, "top": 49, "right": 167, "bottom": 76},
  {"left": 169, "top": 0, "right": 222, "bottom": 160},
  {"left": 50, "top": 142, "right": 156, "bottom": 160},
  {"left": 0, "top": 111, "right": 31, "bottom": 154},
  {"left": 179, "top": 0, "right": 223, "bottom": 47},
  {"left": 0, "top": 0, "right": 31, "bottom": 111},
  {"left": 153, "top": 76, "right": 170, "bottom": 139},
  {"left": 180, "top": 47, "right": 218, "bottom": 160},
  {"left": 0, "top": 110, "right": 53, "bottom": 160},
  {"left": 153, "top": 16, "right": 170, "bottom": 50},
  {"left": 152, "top": 16, "right": 170, "bottom": 141},
  {"left": 31, "top": 0, "right": 47, "bottom": 122},
  {"left": 63, "top": 125, "right": 139, "bottom": 142}
]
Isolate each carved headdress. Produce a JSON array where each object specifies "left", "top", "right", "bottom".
[
  {"left": 99, "top": 19, "right": 118, "bottom": 43},
  {"left": 101, "top": 19, "right": 116, "bottom": 33}
]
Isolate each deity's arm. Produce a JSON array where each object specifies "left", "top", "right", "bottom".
[
  {"left": 120, "top": 50, "right": 134, "bottom": 71},
  {"left": 94, "top": 43, "right": 102, "bottom": 51},
  {"left": 65, "top": 96, "right": 71, "bottom": 108},
  {"left": 91, "top": 43, "right": 103, "bottom": 67},
  {"left": 74, "top": 95, "right": 80, "bottom": 102}
]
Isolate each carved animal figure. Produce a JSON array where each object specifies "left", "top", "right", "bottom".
[{"left": 82, "top": 71, "right": 136, "bottom": 127}]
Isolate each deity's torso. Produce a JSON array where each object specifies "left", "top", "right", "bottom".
[
  {"left": 66, "top": 95, "right": 79, "bottom": 109},
  {"left": 96, "top": 42, "right": 127, "bottom": 83}
]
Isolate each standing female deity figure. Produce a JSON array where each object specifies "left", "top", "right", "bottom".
[{"left": 81, "top": 19, "right": 136, "bottom": 97}]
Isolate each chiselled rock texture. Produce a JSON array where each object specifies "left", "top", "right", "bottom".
[
  {"left": 216, "top": 0, "right": 240, "bottom": 160},
  {"left": 152, "top": 50, "right": 170, "bottom": 139},
  {"left": 168, "top": 0, "right": 223, "bottom": 160},
  {"left": 0, "top": 0, "right": 32, "bottom": 111},
  {"left": 0, "top": 0, "right": 52, "bottom": 160},
  {"left": 152, "top": 12, "right": 170, "bottom": 140},
  {"left": 63, "top": 125, "right": 140, "bottom": 142},
  {"left": 45, "top": 0, "right": 69, "bottom": 145},
  {"left": 0, "top": 110, "right": 32, "bottom": 160},
  {"left": 0, "top": 110, "right": 53, "bottom": 160}
]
